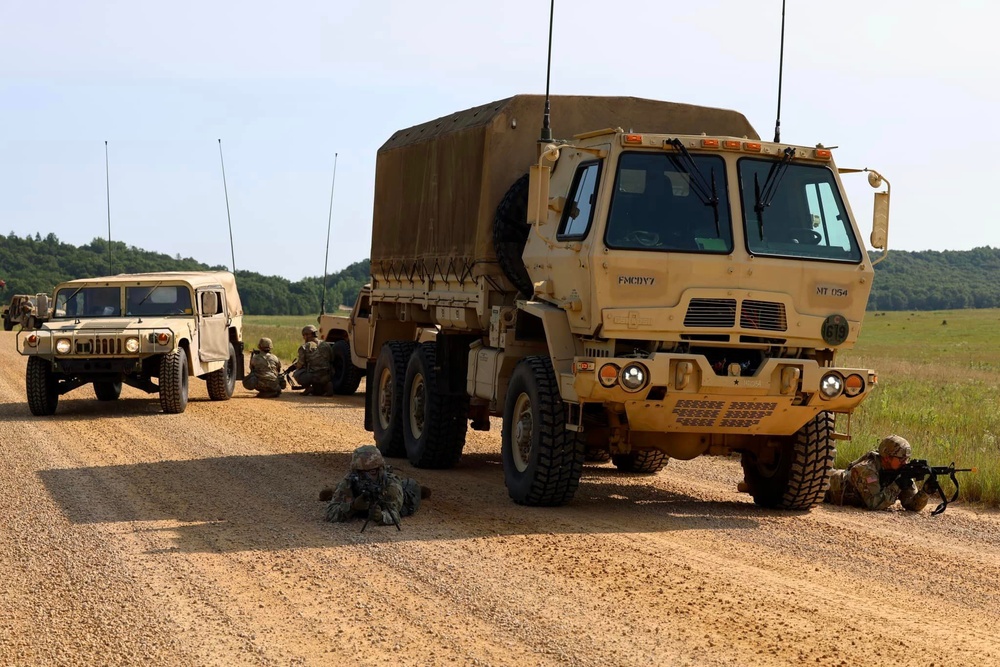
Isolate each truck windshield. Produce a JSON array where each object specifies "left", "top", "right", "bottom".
[
  {"left": 53, "top": 286, "right": 122, "bottom": 318},
  {"left": 125, "top": 285, "right": 193, "bottom": 316},
  {"left": 738, "top": 158, "right": 862, "bottom": 262},
  {"left": 605, "top": 152, "right": 732, "bottom": 253}
]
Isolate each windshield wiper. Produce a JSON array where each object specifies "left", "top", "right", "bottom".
[
  {"left": 753, "top": 146, "right": 796, "bottom": 241},
  {"left": 666, "top": 138, "right": 721, "bottom": 236},
  {"left": 135, "top": 282, "right": 163, "bottom": 308}
]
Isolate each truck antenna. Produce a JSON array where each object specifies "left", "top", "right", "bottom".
[
  {"left": 217, "top": 139, "right": 237, "bottom": 274},
  {"left": 773, "top": 0, "right": 787, "bottom": 143},
  {"left": 539, "top": 0, "right": 555, "bottom": 142},
  {"left": 320, "top": 152, "right": 339, "bottom": 316},
  {"left": 104, "top": 140, "right": 113, "bottom": 274}
]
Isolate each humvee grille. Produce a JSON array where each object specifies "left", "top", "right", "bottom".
[
  {"left": 75, "top": 337, "right": 122, "bottom": 355},
  {"left": 683, "top": 299, "right": 736, "bottom": 328},
  {"left": 740, "top": 300, "right": 787, "bottom": 332}
]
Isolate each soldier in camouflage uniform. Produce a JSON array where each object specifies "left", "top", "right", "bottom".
[
  {"left": 293, "top": 324, "right": 334, "bottom": 395},
  {"left": 824, "top": 434, "right": 930, "bottom": 511},
  {"left": 243, "top": 337, "right": 283, "bottom": 398},
  {"left": 323, "top": 445, "right": 427, "bottom": 527}
]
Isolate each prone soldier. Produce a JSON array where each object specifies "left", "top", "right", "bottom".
[
  {"left": 824, "top": 435, "right": 930, "bottom": 511},
  {"left": 322, "top": 445, "right": 429, "bottom": 530}
]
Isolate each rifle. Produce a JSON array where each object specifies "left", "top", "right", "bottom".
[
  {"left": 281, "top": 361, "right": 302, "bottom": 390},
  {"left": 349, "top": 471, "right": 402, "bottom": 533},
  {"left": 887, "top": 460, "right": 977, "bottom": 515}
]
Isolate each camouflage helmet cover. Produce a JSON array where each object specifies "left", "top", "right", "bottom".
[
  {"left": 258, "top": 337, "right": 273, "bottom": 350},
  {"left": 350, "top": 445, "right": 385, "bottom": 471},
  {"left": 302, "top": 324, "right": 318, "bottom": 336},
  {"left": 878, "top": 434, "right": 911, "bottom": 459}
]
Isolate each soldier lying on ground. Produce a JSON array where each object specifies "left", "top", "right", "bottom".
[{"left": 824, "top": 434, "right": 930, "bottom": 511}]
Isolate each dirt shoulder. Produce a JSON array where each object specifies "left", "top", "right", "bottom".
[{"left": 1, "top": 331, "right": 998, "bottom": 666}]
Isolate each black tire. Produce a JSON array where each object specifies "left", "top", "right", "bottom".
[
  {"left": 159, "top": 348, "right": 190, "bottom": 414},
  {"left": 585, "top": 447, "right": 612, "bottom": 463},
  {"left": 94, "top": 379, "right": 122, "bottom": 401},
  {"left": 740, "top": 412, "right": 835, "bottom": 510},
  {"left": 403, "top": 342, "right": 468, "bottom": 469},
  {"left": 612, "top": 449, "right": 669, "bottom": 474},
  {"left": 492, "top": 174, "right": 533, "bottom": 296},
  {"left": 372, "top": 341, "right": 417, "bottom": 458},
  {"left": 330, "top": 339, "right": 363, "bottom": 395},
  {"left": 26, "top": 356, "right": 59, "bottom": 416},
  {"left": 3, "top": 318, "right": 13, "bottom": 332},
  {"left": 501, "top": 356, "right": 585, "bottom": 506},
  {"left": 206, "top": 342, "right": 236, "bottom": 401}
]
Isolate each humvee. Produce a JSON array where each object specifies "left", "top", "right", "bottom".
[
  {"left": 2, "top": 294, "right": 35, "bottom": 331},
  {"left": 17, "top": 271, "right": 244, "bottom": 415}
]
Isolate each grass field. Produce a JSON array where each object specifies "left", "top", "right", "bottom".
[{"left": 243, "top": 308, "right": 1000, "bottom": 507}]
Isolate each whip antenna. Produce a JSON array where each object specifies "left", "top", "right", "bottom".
[
  {"left": 320, "top": 152, "right": 339, "bottom": 316},
  {"left": 539, "top": 0, "right": 555, "bottom": 142},
  {"left": 105, "top": 141, "right": 113, "bottom": 274},
  {"left": 773, "top": 0, "right": 787, "bottom": 143},
  {"left": 218, "top": 139, "right": 237, "bottom": 273}
]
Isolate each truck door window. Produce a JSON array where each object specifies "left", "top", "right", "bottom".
[{"left": 558, "top": 162, "right": 600, "bottom": 239}]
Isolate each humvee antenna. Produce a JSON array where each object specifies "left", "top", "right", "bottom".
[
  {"left": 104, "top": 141, "right": 113, "bottom": 274},
  {"left": 320, "top": 152, "right": 339, "bottom": 316},
  {"left": 773, "top": 0, "right": 787, "bottom": 143},
  {"left": 217, "top": 139, "right": 237, "bottom": 274},
  {"left": 539, "top": 0, "right": 555, "bottom": 142}
]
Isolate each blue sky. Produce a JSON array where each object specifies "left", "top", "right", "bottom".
[{"left": 2, "top": 0, "right": 997, "bottom": 280}]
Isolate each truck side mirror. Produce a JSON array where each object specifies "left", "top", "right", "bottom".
[
  {"left": 201, "top": 291, "right": 218, "bottom": 315},
  {"left": 527, "top": 144, "right": 560, "bottom": 226},
  {"left": 870, "top": 191, "right": 889, "bottom": 250}
]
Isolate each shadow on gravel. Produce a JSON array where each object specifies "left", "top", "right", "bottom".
[{"left": 0, "top": 395, "right": 217, "bottom": 421}]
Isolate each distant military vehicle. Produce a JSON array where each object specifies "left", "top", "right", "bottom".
[
  {"left": 17, "top": 271, "right": 244, "bottom": 415},
  {"left": 3, "top": 294, "right": 35, "bottom": 331}
]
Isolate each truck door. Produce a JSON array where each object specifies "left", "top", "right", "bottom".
[
  {"left": 197, "top": 288, "right": 230, "bottom": 362},
  {"left": 350, "top": 290, "right": 372, "bottom": 359}
]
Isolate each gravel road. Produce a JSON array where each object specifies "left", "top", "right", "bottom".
[{"left": 2, "top": 331, "right": 998, "bottom": 667}]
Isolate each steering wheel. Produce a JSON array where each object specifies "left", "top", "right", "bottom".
[
  {"left": 790, "top": 229, "right": 823, "bottom": 245},
  {"left": 621, "top": 230, "right": 662, "bottom": 247}
]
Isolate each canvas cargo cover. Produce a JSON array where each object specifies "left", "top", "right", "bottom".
[
  {"left": 372, "top": 94, "right": 758, "bottom": 279},
  {"left": 55, "top": 271, "right": 244, "bottom": 318}
]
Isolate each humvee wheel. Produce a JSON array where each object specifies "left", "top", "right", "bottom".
[
  {"left": 612, "top": 449, "right": 669, "bottom": 474},
  {"left": 206, "top": 342, "right": 236, "bottom": 401},
  {"left": 585, "top": 447, "right": 612, "bottom": 463},
  {"left": 3, "top": 318, "right": 13, "bottom": 332},
  {"left": 159, "top": 347, "right": 190, "bottom": 414},
  {"left": 330, "top": 339, "right": 362, "bottom": 395},
  {"left": 740, "top": 412, "right": 835, "bottom": 510},
  {"left": 403, "top": 342, "right": 467, "bottom": 469},
  {"left": 26, "top": 356, "right": 59, "bottom": 416},
  {"left": 501, "top": 356, "right": 585, "bottom": 506},
  {"left": 94, "top": 380, "right": 122, "bottom": 401},
  {"left": 372, "top": 341, "right": 417, "bottom": 458}
]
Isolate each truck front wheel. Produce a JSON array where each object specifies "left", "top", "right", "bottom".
[
  {"left": 372, "top": 341, "right": 417, "bottom": 458},
  {"left": 403, "top": 342, "right": 468, "bottom": 469},
  {"left": 501, "top": 356, "right": 585, "bottom": 506},
  {"left": 740, "top": 412, "right": 835, "bottom": 510},
  {"left": 159, "top": 348, "right": 190, "bottom": 414},
  {"left": 206, "top": 342, "right": 236, "bottom": 401},
  {"left": 26, "top": 356, "right": 59, "bottom": 416},
  {"left": 330, "top": 340, "right": 362, "bottom": 395}
]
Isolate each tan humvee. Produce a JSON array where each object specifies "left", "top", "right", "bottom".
[
  {"left": 3, "top": 294, "right": 35, "bottom": 331},
  {"left": 17, "top": 271, "right": 244, "bottom": 415}
]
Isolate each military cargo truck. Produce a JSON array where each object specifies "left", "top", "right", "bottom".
[
  {"left": 17, "top": 271, "right": 244, "bottom": 415},
  {"left": 363, "top": 94, "right": 890, "bottom": 509}
]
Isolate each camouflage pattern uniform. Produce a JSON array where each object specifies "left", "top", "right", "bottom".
[
  {"left": 294, "top": 325, "right": 333, "bottom": 395},
  {"left": 245, "top": 337, "right": 283, "bottom": 398},
  {"left": 825, "top": 435, "right": 929, "bottom": 511},
  {"left": 325, "top": 445, "right": 424, "bottom": 526}
]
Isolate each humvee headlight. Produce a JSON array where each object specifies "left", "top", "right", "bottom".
[
  {"left": 155, "top": 332, "right": 171, "bottom": 346},
  {"left": 598, "top": 364, "right": 620, "bottom": 388},
  {"left": 620, "top": 363, "right": 649, "bottom": 392},
  {"left": 55, "top": 338, "right": 72, "bottom": 354},
  {"left": 25, "top": 334, "right": 39, "bottom": 347},
  {"left": 124, "top": 337, "right": 140, "bottom": 353},
  {"left": 843, "top": 373, "right": 865, "bottom": 397},
  {"left": 819, "top": 372, "right": 844, "bottom": 399}
]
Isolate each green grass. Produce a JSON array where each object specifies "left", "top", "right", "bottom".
[
  {"left": 243, "top": 312, "right": 347, "bottom": 363},
  {"left": 838, "top": 309, "right": 1000, "bottom": 507}
]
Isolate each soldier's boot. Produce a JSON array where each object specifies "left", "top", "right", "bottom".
[
  {"left": 301, "top": 385, "right": 314, "bottom": 396},
  {"left": 737, "top": 481, "right": 750, "bottom": 493}
]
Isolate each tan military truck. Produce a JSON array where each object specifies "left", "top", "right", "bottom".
[
  {"left": 2, "top": 294, "right": 35, "bottom": 331},
  {"left": 17, "top": 271, "right": 244, "bottom": 415},
  {"left": 362, "top": 94, "right": 890, "bottom": 510}
]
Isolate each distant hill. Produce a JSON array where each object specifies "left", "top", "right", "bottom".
[
  {"left": 869, "top": 246, "right": 1000, "bottom": 311},
  {"left": 0, "top": 232, "right": 367, "bottom": 316}
]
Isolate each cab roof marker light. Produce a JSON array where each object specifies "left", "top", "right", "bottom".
[
  {"left": 814, "top": 148, "right": 832, "bottom": 160},
  {"left": 624, "top": 134, "right": 643, "bottom": 145},
  {"left": 722, "top": 140, "right": 741, "bottom": 150},
  {"left": 743, "top": 141, "right": 762, "bottom": 152},
  {"left": 701, "top": 138, "right": 720, "bottom": 149}
]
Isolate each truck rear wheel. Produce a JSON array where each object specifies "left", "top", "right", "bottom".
[
  {"left": 159, "top": 348, "right": 190, "bottom": 414},
  {"left": 26, "top": 356, "right": 59, "bottom": 416},
  {"left": 493, "top": 174, "right": 533, "bottom": 296},
  {"left": 403, "top": 342, "right": 468, "bottom": 469},
  {"left": 740, "top": 412, "right": 835, "bottom": 510},
  {"left": 3, "top": 317, "right": 13, "bottom": 332},
  {"left": 501, "top": 356, "right": 585, "bottom": 506},
  {"left": 330, "top": 340, "right": 362, "bottom": 395},
  {"left": 372, "top": 341, "right": 417, "bottom": 458},
  {"left": 612, "top": 450, "right": 668, "bottom": 474},
  {"left": 94, "top": 379, "right": 122, "bottom": 401},
  {"left": 206, "top": 342, "right": 236, "bottom": 401}
]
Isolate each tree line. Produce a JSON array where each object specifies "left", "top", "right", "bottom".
[
  {"left": 868, "top": 246, "right": 1000, "bottom": 311},
  {"left": 0, "top": 232, "right": 367, "bottom": 316}
]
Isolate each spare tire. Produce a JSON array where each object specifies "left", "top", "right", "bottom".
[{"left": 492, "top": 174, "right": 533, "bottom": 297}]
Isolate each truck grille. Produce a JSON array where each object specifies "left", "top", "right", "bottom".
[
  {"left": 673, "top": 399, "right": 777, "bottom": 428},
  {"left": 683, "top": 299, "right": 736, "bottom": 328},
  {"left": 740, "top": 300, "right": 787, "bottom": 332},
  {"left": 75, "top": 336, "right": 123, "bottom": 355}
]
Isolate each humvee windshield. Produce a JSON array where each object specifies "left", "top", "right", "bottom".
[
  {"left": 53, "top": 286, "right": 122, "bottom": 318},
  {"left": 605, "top": 152, "right": 732, "bottom": 253},
  {"left": 125, "top": 285, "right": 193, "bottom": 316},
  {"left": 738, "top": 158, "right": 862, "bottom": 262}
]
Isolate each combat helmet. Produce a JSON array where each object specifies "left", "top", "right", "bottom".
[
  {"left": 302, "top": 324, "right": 318, "bottom": 336},
  {"left": 258, "top": 337, "right": 273, "bottom": 351},
  {"left": 350, "top": 445, "right": 385, "bottom": 471},
  {"left": 878, "top": 434, "right": 911, "bottom": 459}
]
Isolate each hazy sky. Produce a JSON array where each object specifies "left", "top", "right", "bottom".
[{"left": 2, "top": 0, "right": 997, "bottom": 281}]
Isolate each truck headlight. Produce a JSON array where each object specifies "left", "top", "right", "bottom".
[
  {"left": 621, "top": 363, "right": 649, "bottom": 392},
  {"left": 819, "top": 372, "right": 844, "bottom": 399},
  {"left": 124, "top": 337, "right": 140, "bottom": 353},
  {"left": 55, "top": 338, "right": 72, "bottom": 354}
]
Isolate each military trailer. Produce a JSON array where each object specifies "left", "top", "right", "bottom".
[
  {"left": 17, "top": 271, "right": 244, "bottom": 415},
  {"left": 362, "top": 94, "right": 890, "bottom": 509}
]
